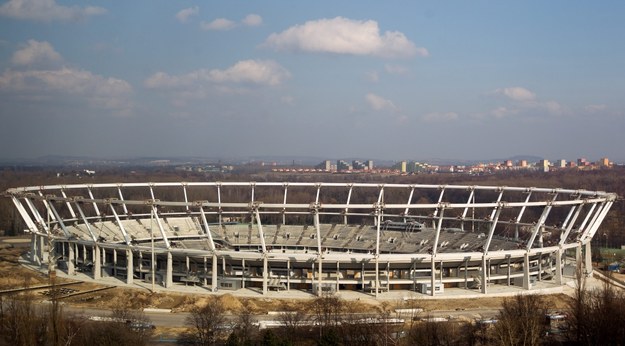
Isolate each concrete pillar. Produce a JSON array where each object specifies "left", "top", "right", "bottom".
[
  {"left": 538, "top": 255, "right": 543, "bottom": 282},
  {"left": 31, "top": 233, "right": 39, "bottom": 264},
  {"left": 113, "top": 248, "right": 118, "bottom": 278},
  {"left": 39, "top": 235, "right": 46, "bottom": 263},
  {"left": 361, "top": 261, "right": 365, "bottom": 292},
  {"left": 82, "top": 244, "right": 86, "bottom": 263},
  {"left": 203, "top": 257, "right": 207, "bottom": 286},
  {"left": 212, "top": 254, "right": 218, "bottom": 292},
  {"left": 375, "top": 256, "right": 380, "bottom": 297},
  {"left": 67, "top": 242, "right": 75, "bottom": 275},
  {"left": 263, "top": 256, "right": 268, "bottom": 295},
  {"left": 126, "top": 248, "right": 133, "bottom": 285},
  {"left": 286, "top": 259, "right": 289, "bottom": 291},
  {"left": 556, "top": 248, "right": 563, "bottom": 285},
  {"left": 388, "top": 261, "right": 391, "bottom": 292},
  {"left": 242, "top": 258, "right": 246, "bottom": 289},
  {"left": 430, "top": 257, "right": 435, "bottom": 297},
  {"left": 523, "top": 252, "right": 531, "bottom": 290},
  {"left": 585, "top": 241, "right": 593, "bottom": 277},
  {"left": 507, "top": 256, "right": 511, "bottom": 286},
  {"left": 336, "top": 261, "right": 340, "bottom": 292},
  {"left": 165, "top": 252, "right": 173, "bottom": 288},
  {"left": 94, "top": 245, "right": 101, "bottom": 280},
  {"left": 481, "top": 256, "right": 488, "bottom": 294},
  {"left": 318, "top": 255, "right": 323, "bottom": 297}
]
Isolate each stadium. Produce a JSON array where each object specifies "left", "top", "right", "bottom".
[{"left": 5, "top": 182, "right": 617, "bottom": 297}]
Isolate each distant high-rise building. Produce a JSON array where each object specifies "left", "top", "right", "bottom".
[
  {"left": 537, "top": 159, "right": 550, "bottom": 172},
  {"left": 316, "top": 160, "right": 332, "bottom": 171},
  {"left": 598, "top": 157, "right": 610, "bottom": 167},
  {"left": 556, "top": 159, "right": 567, "bottom": 168},
  {"left": 337, "top": 160, "right": 352, "bottom": 171},
  {"left": 392, "top": 161, "right": 407, "bottom": 173},
  {"left": 518, "top": 160, "right": 528, "bottom": 167}
]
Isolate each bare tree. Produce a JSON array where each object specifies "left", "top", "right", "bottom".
[
  {"left": 492, "top": 294, "right": 548, "bottom": 346},
  {"left": 186, "top": 298, "right": 227, "bottom": 346},
  {"left": 312, "top": 292, "right": 343, "bottom": 340},
  {"left": 226, "top": 300, "right": 257, "bottom": 346}
]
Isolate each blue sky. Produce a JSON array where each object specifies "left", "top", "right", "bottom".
[{"left": 1, "top": 0, "right": 624, "bottom": 162}]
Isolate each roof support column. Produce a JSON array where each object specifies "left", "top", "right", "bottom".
[
  {"left": 263, "top": 255, "right": 268, "bottom": 295},
  {"left": 523, "top": 252, "right": 530, "bottom": 290},
  {"left": 555, "top": 247, "right": 563, "bottom": 285},
  {"left": 507, "top": 256, "right": 511, "bottom": 286},
  {"left": 430, "top": 257, "right": 436, "bottom": 296},
  {"left": 481, "top": 256, "right": 488, "bottom": 294},
  {"left": 286, "top": 259, "right": 290, "bottom": 291},
  {"left": 67, "top": 241, "right": 75, "bottom": 275},
  {"left": 31, "top": 233, "right": 40, "bottom": 265},
  {"left": 126, "top": 248, "right": 133, "bottom": 285},
  {"left": 165, "top": 251, "right": 173, "bottom": 288},
  {"left": 212, "top": 254, "right": 218, "bottom": 292},
  {"left": 93, "top": 244, "right": 101, "bottom": 280},
  {"left": 585, "top": 241, "right": 593, "bottom": 277}
]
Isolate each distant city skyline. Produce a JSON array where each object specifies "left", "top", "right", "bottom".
[{"left": 1, "top": 1, "right": 624, "bottom": 161}]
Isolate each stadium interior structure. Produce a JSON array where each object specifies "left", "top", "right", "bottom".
[{"left": 5, "top": 182, "right": 617, "bottom": 297}]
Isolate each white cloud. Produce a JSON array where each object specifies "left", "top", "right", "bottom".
[
  {"left": 585, "top": 104, "right": 607, "bottom": 112},
  {"left": 0, "top": 0, "right": 106, "bottom": 22},
  {"left": 264, "top": 17, "right": 427, "bottom": 59},
  {"left": 493, "top": 87, "right": 536, "bottom": 102},
  {"left": 365, "top": 71, "right": 379, "bottom": 82},
  {"left": 175, "top": 6, "right": 199, "bottom": 23},
  {"left": 12, "top": 39, "right": 62, "bottom": 66},
  {"left": 242, "top": 14, "right": 262, "bottom": 27},
  {"left": 1, "top": 40, "right": 132, "bottom": 114},
  {"left": 489, "top": 86, "right": 566, "bottom": 118},
  {"left": 201, "top": 18, "right": 236, "bottom": 31},
  {"left": 365, "top": 93, "right": 398, "bottom": 111},
  {"left": 384, "top": 64, "right": 408, "bottom": 75},
  {"left": 489, "top": 107, "right": 518, "bottom": 119},
  {"left": 422, "top": 112, "right": 458, "bottom": 122},
  {"left": 0, "top": 67, "right": 132, "bottom": 113},
  {"left": 145, "top": 60, "right": 291, "bottom": 88}
]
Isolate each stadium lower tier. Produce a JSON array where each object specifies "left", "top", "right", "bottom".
[{"left": 28, "top": 224, "right": 591, "bottom": 297}]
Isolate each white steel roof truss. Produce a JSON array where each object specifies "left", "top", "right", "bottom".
[
  {"left": 74, "top": 202, "right": 98, "bottom": 243},
  {"left": 483, "top": 205, "right": 504, "bottom": 255},
  {"left": 198, "top": 206, "right": 216, "bottom": 252},
  {"left": 11, "top": 197, "right": 37, "bottom": 233},
  {"left": 87, "top": 187, "right": 100, "bottom": 216},
  {"left": 582, "top": 201, "right": 613, "bottom": 242},
  {"left": 47, "top": 200, "right": 71, "bottom": 238},
  {"left": 60, "top": 189, "right": 76, "bottom": 219},
  {"left": 117, "top": 186, "right": 129, "bottom": 215},
  {"left": 151, "top": 205, "right": 170, "bottom": 249},
  {"left": 109, "top": 204, "right": 131, "bottom": 245},
  {"left": 559, "top": 203, "right": 584, "bottom": 246}
]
